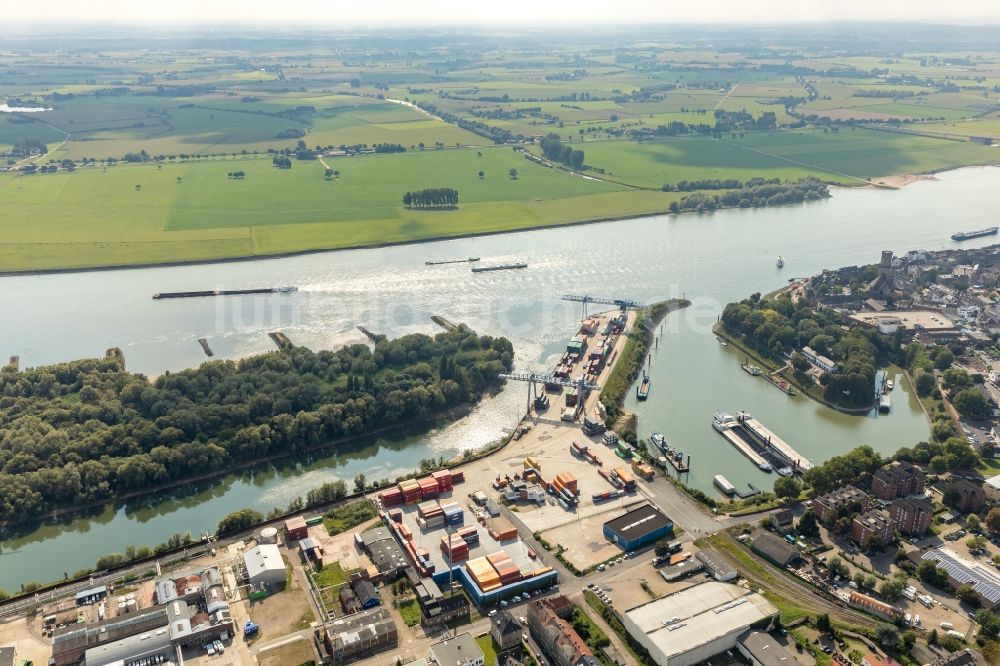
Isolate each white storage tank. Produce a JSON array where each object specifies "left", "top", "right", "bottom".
[{"left": 258, "top": 527, "right": 279, "bottom": 544}]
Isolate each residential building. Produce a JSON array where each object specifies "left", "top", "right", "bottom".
[
  {"left": 413, "top": 579, "right": 470, "bottom": 627},
  {"left": 622, "top": 582, "right": 779, "bottom": 666},
  {"left": 863, "top": 655, "right": 902, "bottom": 666},
  {"left": 429, "top": 632, "right": 485, "bottom": 666},
  {"left": 527, "top": 596, "right": 599, "bottom": 666},
  {"left": 871, "top": 462, "right": 925, "bottom": 500},
  {"left": 920, "top": 548, "right": 1000, "bottom": 609},
  {"left": 944, "top": 479, "right": 986, "bottom": 512},
  {"left": 852, "top": 510, "right": 894, "bottom": 547},
  {"left": 320, "top": 607, "right": 398, "bottom": 665},
  {"left": 924, "top": 649, "right": 988, "bottom": 666},
  {"left": 491, "top": 611, "right": 523, "bottom": 652},
  {"left": 813, "top": 486, "right": 870, "bottom": 524},
  {"left": 801, "top": 346, "right": 839, "bottom": 373},
  {"left": 889, "top": 497, "right": 934, "bottom": 536}
]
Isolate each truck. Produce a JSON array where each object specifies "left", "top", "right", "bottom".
[
  {"left": 902, "top": 586, "right": 916, "bottom": 601},
  {"left": 919, "top": 595, "right": 934, "bottom": 608},
  {"left": 243, "top": 621, "right": 260, "bottom": 637}
]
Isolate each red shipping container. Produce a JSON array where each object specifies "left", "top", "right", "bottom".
[{"left": 450, "top": 470, "right": 465, "bottom": 483}]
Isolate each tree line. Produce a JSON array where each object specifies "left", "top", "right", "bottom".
[
  {"left": 402, "top": 188, "right": 458, "bottom": 208},
  {"left": 0, "top": 326, "right": 513, "bottom": 524},
  {"left": 668, "top": 178, "right": 829, "bottom": 214},
  {"left": 539, "top": 133, "right": 585, "bottom": 169},
  {"left": 373, "top": 143, "right": 406, "bottom": 153},
  {"left": 661, "top": 177, "right": 781, "bottom": 192}
]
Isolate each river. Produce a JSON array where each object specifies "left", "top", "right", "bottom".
[{"left": 1, "top": 166, "right": 998, "bottom": 590}]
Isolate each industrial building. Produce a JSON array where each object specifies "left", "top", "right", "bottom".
[
  {"left": 352, "top": 579, "right": 380, "bottom": 609},
  {"left": 622, "top": 582, "right": 779, "bottom": 666},
  {"left": 750, "top": 533, "right": 801, "bottom": 568},
  {"left": 920, "top": 548, "right": 1000, "bottom": 609},
  {"left": 428, "top": 632, "right": 485, "bottom": 666},
  {"left": 52, "top": 607, "right": 169, "bottom": 665},
  {"left": 695, "top": 548, "right": 738, "bottom": 582},
  {"left": 358, "top": 526, "right": 409, "bottom": 581},
  {"left": 243, "top": 544, "right": 287, "bottom": 587},
  {"left": 84, "top": 628, "right": 174, "bottom": 666},
  {"left": 602, "top": 503, "right": 673, "bottom": 551},
  {"left": 319, "top": 607, "right": 398, "bottom": 665},
  {"left": 285, "top": 515, "right": 309, "bottom": 541}
]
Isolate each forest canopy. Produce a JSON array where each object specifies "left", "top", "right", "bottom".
[{"left": 0, "top": 326, "right": 513, "bottom": 524}]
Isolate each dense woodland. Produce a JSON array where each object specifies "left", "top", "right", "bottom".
[
  {"left": 0, "top": 327, "right": 512, "bottom": 524},
  {"left": 721, "top": 292, "right": 892, "bottom": 408}
]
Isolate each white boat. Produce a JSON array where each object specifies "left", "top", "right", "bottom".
[
  {"left": 758, "top": 461, "right": 773, "bottom": 472},
  {"left": 776, "top": 256, "right": 784, "bottom": 268},
  {"left": 712, "top": 411, "right": 736, "bottom": 432},
  {"left": 886, "top": 379, "right": 894, "bottom": 390}
]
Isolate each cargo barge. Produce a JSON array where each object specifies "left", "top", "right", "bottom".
[
  {"left": 153, "top": 286, "right": 297, "bottom": 300},
  {"left": 426, "top": 257, "right": 480, "bottom": 265},
  {"left": 951, "top": 226, "right": 998, "bottom": 241},
  {"left": 636, "top": 371, "right": 650, "bottom": 400},
  {"left": 713, "top": 474, "right": 736, "bottom": 496},
  {"left": 471, "top": 262, "right": 528, "bottom": 273}
]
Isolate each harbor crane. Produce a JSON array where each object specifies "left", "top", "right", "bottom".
[
  {"left": 498, "top": 371, "right": 600, "bottom": 412},
  {"left": 561, "top": 294, "right": 645, "bottom": 317}
]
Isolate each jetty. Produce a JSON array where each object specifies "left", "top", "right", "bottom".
[
  {"left": 153, "top": 286, "right": 297, "bottom": 300},
  {"left": 471, "top": 262, "right": 527, "bottom": 273},
  {"left": 268, "top": 331, "right": 292, "bottom": 350},
  {"left": 426, "top": 257, "right": 480, "bottom": 266},
  {"left": 357, "top": 325, "right": 382, "bottom": 342},
  {"left": 431, "top": 315, "right": 459, "bottom": 331},
  {"left": 197, "top": 338, "right": 214, "bottom": 357},
  {"left": 737, "top": 411, "right": 813, "bottom": 473}
]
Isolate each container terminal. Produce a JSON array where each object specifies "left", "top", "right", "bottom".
[{"left": 152, "top": 286, "right": 297, "bottom": 299}]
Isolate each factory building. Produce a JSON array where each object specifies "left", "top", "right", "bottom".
[
  {"left": 429, "top": 632, "right": 485, "bottom": 666},
  {"left": 622, "top": 582, "right": 779, "bottom": 666},
  {"left": 243, "top": 544, "right": 287, "bottom": 587},
  {"left": 602, "top": 504, "right": 672, "bottom": 551}
]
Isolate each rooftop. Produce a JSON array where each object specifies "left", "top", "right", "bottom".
[
  {"left": 83, "top": 627, "right": 172, "bottom": 666},
  {"left": 921, "top": 548, "right": 1000, "bottom": 606},
  {"left": 750, "top": 533, "right": 800, "bottom": 566},
  {"left": 603, "top": 503, "right": 672, "bottom": 540},
  {"left": 429, "top": 632, "right": 484, "bottom": 666},
  {"left": 695, "top": 548, "right": 737, "bottom": 578},
  {"left": 243, "top": 544, "right": 285, "bottom": 577},
  {"left": 624, "top": 582, "right": 779, "bottom": 662},
  {"left": 849, "top": 310, "right": 955, "bottom": 331},
  {"left": 738, "top": 631, "right": 797, "bottom": 666}
]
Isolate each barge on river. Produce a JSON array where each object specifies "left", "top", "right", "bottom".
[
  {"left": 951, "top": 226, "right": 998, "bottom": 242},
  {"left": 471, "top": 262, "right": 527, "bottom": 273},
  {"left": 153, "top": 286, "right": 297, "bottom": 300}
]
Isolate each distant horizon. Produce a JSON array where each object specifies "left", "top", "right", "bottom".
[{"left": 4, "top": 0, "right": 1000, "bottom": 28}]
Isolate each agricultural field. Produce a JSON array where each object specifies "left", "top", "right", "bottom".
[{"left": 2, "top": 27, "right": 1000, "bottom": 271}]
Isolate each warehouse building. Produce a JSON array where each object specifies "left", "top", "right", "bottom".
[
  {"left": 602, "top": 504, "right": 672, "bottom": 551},
  {"left": 695, "top": 548, "right": 737, "bottom": 582},
  {"left": 750, "top": 533, "right": 801, "bottom": 568},
  {"left": 243, "top": 544, "right": 286, "bottom": 587},
  {"left": 84, "top": 628, "right": 174, "bottom": 666},
  {"left": 737, "top": 631, "right": 798, "bottom": 666},
  {"left": 622, "top": 582, "right": 779, "bottom": 666},
  {"left": 358, "top": 526, "right": 409, "bottom": 581}
]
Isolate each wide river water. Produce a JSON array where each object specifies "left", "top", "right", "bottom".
[{"left": 1, "top": 166, "right": 998, "bottom": 590}]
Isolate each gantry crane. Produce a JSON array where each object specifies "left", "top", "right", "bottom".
[
  {"left": 498, "top": 371, "right": 600, "bottom": 412},
  {"left": 561, "top": 294, "right": 645, "bottom": 317}
]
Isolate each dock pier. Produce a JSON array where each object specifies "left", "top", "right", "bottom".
[
  {"left": 198, "top": 338, "right": 214, "bottom": 357},
  {"left": 268, "top": 331, "right": 292, "bottom": 350},
  {"left": 357, "top": 326, "right": 382, "bottom": 342},
  {"left": 431, "top": 315, "right": 458, "bottom": 331},
  {"left": 717, "top": 426, "right": 771, "bottom": 469},
  {"left": 738, "top": 413, "right": 813, "bottom": 473}
]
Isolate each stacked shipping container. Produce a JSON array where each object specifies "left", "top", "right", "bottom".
[
  {"left": 466, "top": 557, "right": 501, "bottom": 591},
  {"left": 487, "top": 551, "right": 522, "bottom": 585}
]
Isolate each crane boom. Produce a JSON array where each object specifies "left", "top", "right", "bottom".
[
  {"left": 498, "top": 371, "right": 600, "bottom": 391},
  {"left": 561, "top": 294, "right": 644, "bottom": 314}
]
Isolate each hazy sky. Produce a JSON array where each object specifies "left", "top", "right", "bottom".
[{"left": 7, "top": 0, "right": 1000, "bottom": 25}]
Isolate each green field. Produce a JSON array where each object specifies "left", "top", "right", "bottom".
[{"left": 2, "top": 29, "right": 1000, "bottom": 272}]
